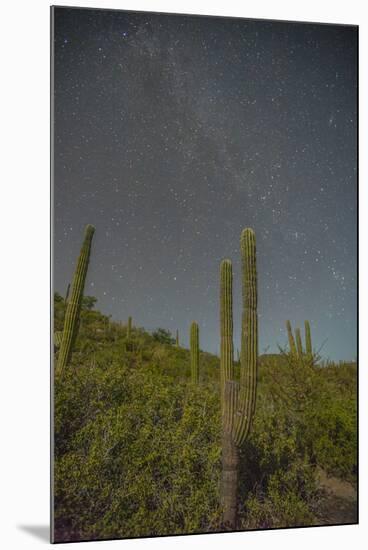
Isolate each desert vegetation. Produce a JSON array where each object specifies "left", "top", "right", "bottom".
[{"left": 53, "top": 225, "right": 357, "bottom": 542}]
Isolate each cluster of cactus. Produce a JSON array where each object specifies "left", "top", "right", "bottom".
[
  {"left": 286, "top": 319, "right": 313, "bottom": 363},
  {"left": 55, "top": 223, "right": 260, "bottom": 528},
  {"left": 220, "top": 228, "right": 258, "bottom": 527},
  {"left": 56, "top": 224, "right": 95, "bottom": 375},
  {"left": 190, "top": 322, "right": 199, "bottom": 384}
]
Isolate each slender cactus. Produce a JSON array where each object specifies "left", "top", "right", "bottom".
[
  {"left": 295, "top": 327, "right": 303, "bottom": 358},
  {"left": 176, "top": 329, "right": 179, "bottom": 347},
  {"left": 286, "top": 320, "right": 297, "bottom": 356},
  {"left": 190, "top": 322, "right": 199, "bottom": 384},
  {"left": 127, "top": 316, "right": 132, "bottom": 339},
  {"left": 54, "top": 331, "right": 62, "bottom": 348},
  {"left": 235, "top": 228, "right": 258, "bottom": 445},
  {"left": 220, "top": 259, "right": 234, "bottom": 412},
  {"left": 220, "top": 259, "right": 238, "bottom": 526},
  {"left": 220, "top": 228, "right": 258, "bottom": 528},
  {"left": 305, "top": 320, "right": 312, "bottom": 359},
  {"left": 56, "top": 224, "right": 95, "bottom": 374},
  {"left": 286, "top": 320, "right": 314, "bottom": 366},
  {"left": 65, "top": 283, "right": 70, "bottom": 304}
]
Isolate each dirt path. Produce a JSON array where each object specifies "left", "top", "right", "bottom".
[{"left": 316, "top": 468, "right": 357, "bottom": 525}]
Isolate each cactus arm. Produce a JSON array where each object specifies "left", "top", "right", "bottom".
[
  {"left": 220, "top": 259, "right": 234, "bottom": 411},
  {"left": 234, "top": 228, "right": 258, "bottom": 446},
  {"left": 286, "top": 320, "right": 297, "bottom": 356},
  {"left": 295, "top": 327, "right": 304, "bottom": 358},
  {"left": 190, "top": 322, "right": 199, "bottom": 384},
  {"left": 56, "top": 224, "right": 95, "bottom": 374}
]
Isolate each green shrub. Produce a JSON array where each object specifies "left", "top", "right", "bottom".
[
  {"left": 54, "top": 357, "right": 221, "bottom": 541},
  {"left": 53, "top": 296, "right": 357, "bottom": 540},
  {"left": 304, "top": 397, "right": 357, "bottom": 481}
]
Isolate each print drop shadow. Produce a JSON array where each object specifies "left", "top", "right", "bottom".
[{"left": 17, "top": 524, "right": 49, "bottom": 543}]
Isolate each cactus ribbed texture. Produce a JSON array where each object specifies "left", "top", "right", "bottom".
[
  {"left": 220, "top": 228, "right": 258, "bottom": 528},
  {"left": 220, "top": 259, "right": 238, "bottom": 527},
  {"left": 295, "top": 327, "right": 303, "bottom": 358},
  {"left": 286, "top": 320, "right": 297, "bottom": 356},
  {"left": 190, "top": 322, "right": 199, "bottom": 384},
  {"left": 127, "top": 316, "right": 132, "bottom": 339},
  {"left": 56, "top": 224, "right": 95, "bottom": 374},
  {"left": 220, "top": 259, "right": 234, "bottom": 410},
  {"left": 305, "top": 320, "right": 312, "bottom": 358},
  {"left": 235, "top": 228, "right": 258, "bottom": 445}
]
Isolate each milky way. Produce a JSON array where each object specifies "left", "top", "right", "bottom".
[{"left": 52, "top": 7, "right": 357, "bottom": 360}]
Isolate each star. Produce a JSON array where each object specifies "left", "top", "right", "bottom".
[{"left": 53, "top": 6, "right": 357, "bottom": 361}]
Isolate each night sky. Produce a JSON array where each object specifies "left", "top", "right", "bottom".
[{"left": 52, "top": 7, "right": 357, "bottom": 361}]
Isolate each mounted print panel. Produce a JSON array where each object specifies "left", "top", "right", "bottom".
[{"left": 51, "top": 6, "right": 358, "bottom": 543}]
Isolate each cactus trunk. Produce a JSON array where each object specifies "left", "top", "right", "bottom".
[
  {"left": 56, "top": 224, "right": 95, "bottom": 374},
  {"left": 221, "top": 431, "right": 239, "bottom": 527},
  {"left": 286, "top": 320, "right": 297, "bottom": 356},
  {"left": 190, "top": 322, "right": 199, "bottom": 384},
  {"left": 220, "top": 229, "right": 258, "bottom": 528},
  {"left": 220, "top": 259, "right": 239, "bottom": 526},
  {"left": 176, "top": 329, "right": 179, "bottom": 347}
]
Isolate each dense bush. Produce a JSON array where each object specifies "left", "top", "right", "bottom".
[
  {"left": 53, "top": 295, "right": 357, "bottom": 541},
  {"left": 152, "top": 328, "right": 175, "bottom": 345},
  {"left": 54, "top": 361, "right": 221, "bottom": 541}
]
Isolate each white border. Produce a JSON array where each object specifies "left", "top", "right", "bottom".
[{"left": 1, "top": 1, "right": 365, "bottom": 548}]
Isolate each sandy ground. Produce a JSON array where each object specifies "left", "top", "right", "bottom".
[{"left": 316, "top": 467, "right": 357, "bottom": 525}]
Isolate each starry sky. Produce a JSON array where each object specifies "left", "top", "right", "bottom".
[{"left": 52, "top": 7, "right": 357, "bottom": 361}]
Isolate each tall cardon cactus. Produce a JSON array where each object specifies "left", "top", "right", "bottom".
[
  {"left": 190, "top": 322, "right": 199, "bottom": 384},
  {"left": 56, "top": 224, "right": 95, "bottom": 375},
  {"left": 176, "top": 329, "right": 179, "bottom": 347},
  {"left": 220, "top": 228, "right": 258, "bottom": 528}
]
